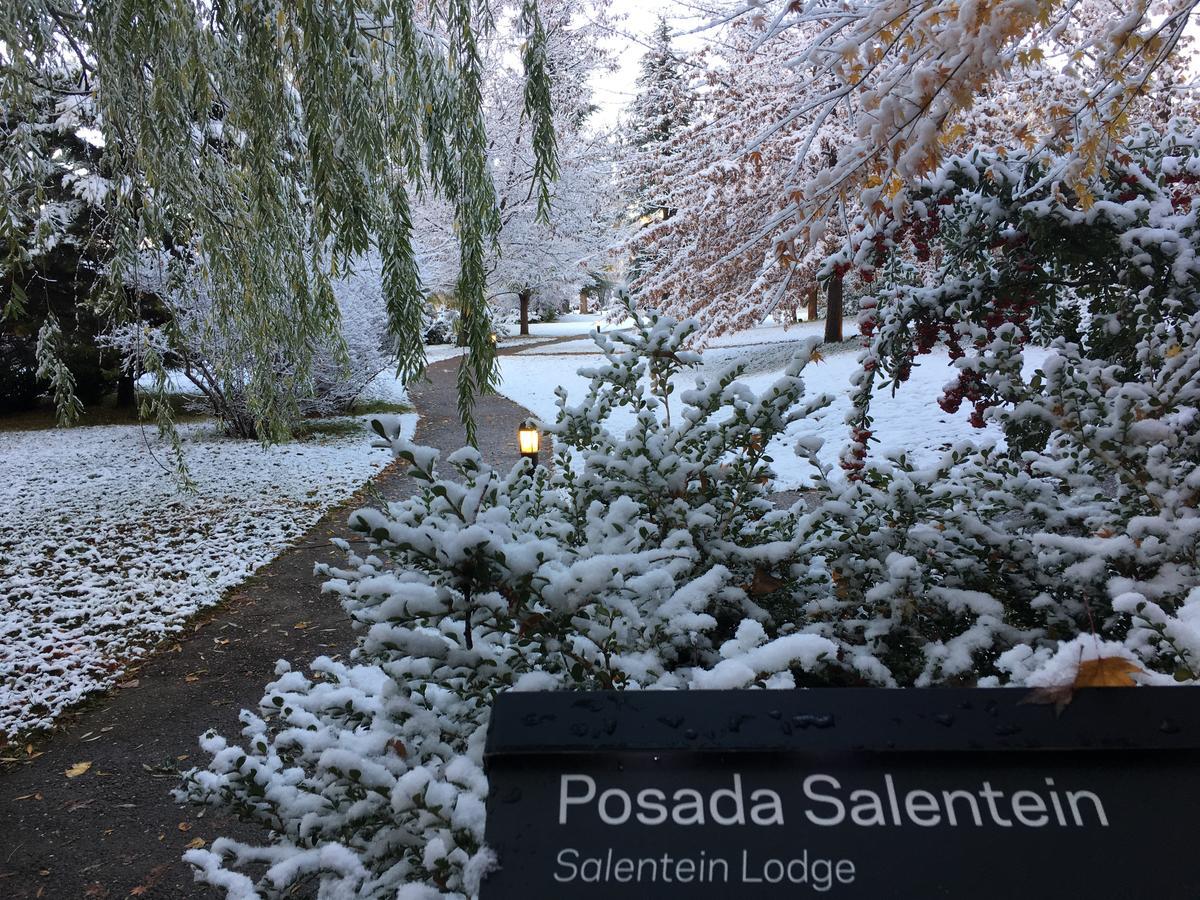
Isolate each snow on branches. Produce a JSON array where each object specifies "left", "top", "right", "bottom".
[
  {"left": 417, "top": 0, "right": 620, "bottom": 327},
  {"left": 623, "top": 15, "right": 855, "bottom": 342},
  {"left": 181, "top": 307, "right": 841, "bottom": 896},
  {"left": 0, "top": 0, "right": 559, "bottom": 442},
  {"left": 736, "top": 0, "right": 1200, "bottom": 237},
  {"left": 822, "top": 120, "right": 1200, "bottom": 684}
]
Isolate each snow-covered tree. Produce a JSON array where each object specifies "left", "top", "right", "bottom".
[
  {"left": 718, "top": 0, "right": 1200, "bottom": 244},
  {"left": 625, "top": 17, "right": 693, "bottom": 224},
  {"left": 103, "top": 250, "right": 397, "bottom": 438},
  {"left": 0, "top": 70, "right": 126, "bottom": 417},
  {"left": 624, "top": 15, "right": 858, "bottom": 343},
  {"left": 418, "top": 1, "right": 620, "bottom": 336},
  {"left": 1, "top": 0, "right": 557, "bottom": 443}
]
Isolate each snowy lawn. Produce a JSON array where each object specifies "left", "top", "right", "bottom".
[
  {"left": 0, "top": 413, "right": 414, "bottom": 739},
  {"left": 497, "top": 319, "right": 1046, "bottom": 489},
  {"left": 524, "top": 312, "right": 631, "bottom": 338}
]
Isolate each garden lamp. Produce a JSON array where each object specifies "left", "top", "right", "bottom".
[{"left": 518, "top": 420, "right": 540, "bottom": 467}]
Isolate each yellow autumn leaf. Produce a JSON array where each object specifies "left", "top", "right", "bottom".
[
  {"left": 1166, "top": 344, "right": 1182, "bottom": 358},
  {"left": 186, "top": 837, "right": 207, "bottom": 850},
  {"left": 1074, "top": 656, "right": 1143, "bottom": 688},
  {"left": 65, "top": 761, "right": 91, "bottom": 778},
  {"left": 939, "top": 123, "right": 967, "bottom": 146}
]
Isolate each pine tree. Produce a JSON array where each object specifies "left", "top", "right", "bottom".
[{"left": 625, "top": 17, "right": 691, "bottom": 223}]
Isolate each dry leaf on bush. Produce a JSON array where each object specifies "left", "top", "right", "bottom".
[
  {"left": 748, "top": 567, "right": 786, "bottom": 596},
  {"left": 1022, "top": 656, "right": 1144, "bottom": 714},
  {"left": 1074, "top": 657, "right": 1143, "bottom": 688}
]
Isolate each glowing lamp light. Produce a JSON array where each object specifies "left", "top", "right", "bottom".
[{"left": 518, "top": 421, "right": 540, "bottom": 467}]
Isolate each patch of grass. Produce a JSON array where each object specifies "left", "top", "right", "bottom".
[
  {"left": 294, "top": 401, "right": 413, "bottom": 441},
  {"left": 350, "top": 399, "right": 414, "bottom": 417},
  {"left": 0, "top": 392, "right": 209, "bottom": 433}
]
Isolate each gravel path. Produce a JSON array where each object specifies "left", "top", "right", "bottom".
[{"left": 0, "top": 349, "right": 542, "bottom": 899}]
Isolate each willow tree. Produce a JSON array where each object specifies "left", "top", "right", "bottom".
[
  {"left": 417, "top": 0, "right": 618, "bottom": 336},
  {"left": 0, "top": 0, "right": 555, "bottom": 446}
]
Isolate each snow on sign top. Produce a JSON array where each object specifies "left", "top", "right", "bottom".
[{"left": 481, "top": 688, "right": 1200, "bottom": 899}]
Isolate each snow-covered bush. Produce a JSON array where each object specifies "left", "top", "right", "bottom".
[
  {"left": 423, "top": 308, "right": 459, "bottom": 346},
  {"left": 812, "top": 121, "right": 1200, "bottom": 686},
  {"left": 180, "top": 308, "right": 840, "bottom": 896},
  {"left": 182, "top": 288, "right": 1199, "bottom": 895}
]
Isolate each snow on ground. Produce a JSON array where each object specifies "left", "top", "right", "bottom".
[
  {"left": 520, "top": 336, "right": 607, "bottom": 354},
  {"left": 424, "top": 344, "right": 467, "bottom": 365},
  {"left": 0, "top": 413, "right": 415, "bottom": 738},
  {"left": 707, "top": 315, "right": 859, "bottom": 348},
  {"left": 524, "top": 313, "right": 631, "bottom": 338},
  {"left": 497, "top": 323, "right": 1046, "bottom": 490}
]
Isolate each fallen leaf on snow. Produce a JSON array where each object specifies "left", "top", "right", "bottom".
[{"left": 1074, "top": 656, "right": 1143, "bottom": 688}]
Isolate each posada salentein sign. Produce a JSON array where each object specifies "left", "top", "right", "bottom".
[{"left": 480, "top": 687, "right": 1200, "bottom": 898}]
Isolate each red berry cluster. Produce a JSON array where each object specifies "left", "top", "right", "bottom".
[
  {"left": 841, "top": 426, "right": 873, "bottom": 475},
  {"left": 908, "top": 209, "right": 940, "bottom": 262},
  {"left": 938, "top": 369, "right": 992, "bottom": 428},
  {"left": 1165, "top": 171, "right": 1198, "bottom": 209}
]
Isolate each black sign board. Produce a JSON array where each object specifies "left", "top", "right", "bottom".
[{"left": 481, "top": 687, "right": 1200, "bottom": 898}]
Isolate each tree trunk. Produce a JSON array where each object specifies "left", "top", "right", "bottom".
[
  {"left": 115, "top": 373, "right": 135, "bottom": 408},
  {"left": 579, "top": 290, "right": 589, "bottom": 315},
  {"left": 807, "top": 284, "right": 819, "bottom": 322},
  {"left": 824, "top": 271, "right": 843, "bottom": 343},
  {"left": 519, "top": 290, "right": 531, "bottom": 336}
]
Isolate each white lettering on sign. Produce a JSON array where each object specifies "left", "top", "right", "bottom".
[
  {"left": 551, "top": 847, "right": 858, "bottom": 890},
  {"left": 558, "top": 774, "right": 1109, "bottom": 828},
  {"left": 801, "top": 774, "right": 1109, "bottom": 828},
  {"left": 558, "top": 774, "right": 784, "bottom": 826}
]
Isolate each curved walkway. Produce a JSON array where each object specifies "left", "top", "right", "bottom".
[{"left": 0, "top": 350, "right": 542, "bottom": 899}]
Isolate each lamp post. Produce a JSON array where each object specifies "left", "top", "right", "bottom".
[{"left": 518, "top": 420, "right": 540, "bottom": 467}]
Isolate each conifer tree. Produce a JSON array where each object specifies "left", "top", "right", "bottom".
[{"left": 625, "top": 17, "right": 691, "bottom": 223}]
